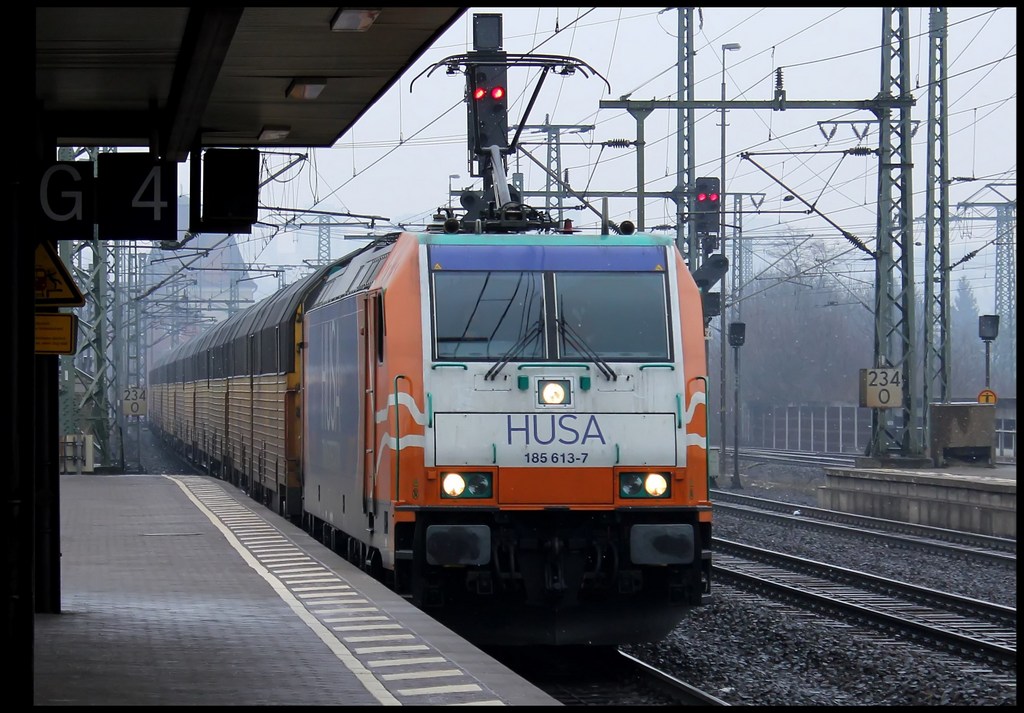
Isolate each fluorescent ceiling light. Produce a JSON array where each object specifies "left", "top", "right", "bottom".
[
  {"left": 286, "top": 78, "right": 326, "bottom": 100},
  {"left": 258, "top": 126, "right": 291, "bottom": 141},
  {"left": 331, "top": 7, "right": 381, "bottom": 32}
]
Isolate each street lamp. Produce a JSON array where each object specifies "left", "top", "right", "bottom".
[
  {"left": 728, "top": 322, "right": 746, "bottom": 489},
  {"left": 448, "top": 174, "right": 460, "bottom": 209},
  {"left": 979, "top": 315, "right": 999, "bottom": 388},
  {"left": 718, "top": 42, "right": 740, "bottom": 488}
]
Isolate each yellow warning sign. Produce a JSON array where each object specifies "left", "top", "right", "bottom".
[
  {"left": 978, "top": 388, "right": 997, "bottom": 405},
  {"left": 35, "top": 242, "right": 85, "bottom": 307},
  {"left": 35, "top": 313, "right": 79, "bottom": 355}
]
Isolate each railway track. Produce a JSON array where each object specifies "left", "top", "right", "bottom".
[
  {"left": 729, "top": 447, "right": 857, "bottom": 468},
  {"left": 486, "top": 645, "right": 729, "bottom": 706},
  {"left": 710, "top": 489, "right": 1016, "bottom": 564},
  {"left": 616, "top": 650, "right": 730, "bottom": 706},
  {"left": 712, "top": 538, "right": 1017, "bottom": 666},
  {"left": 730, "top": 446, "right": 1015, "bottom": 469}
]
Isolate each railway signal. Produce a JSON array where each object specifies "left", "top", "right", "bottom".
[
  {"left": 693, "top": 176, "right": 721, "bottom": 235},
  {"left": 468, "top": 61, "right": 508, "bottom": 153}
]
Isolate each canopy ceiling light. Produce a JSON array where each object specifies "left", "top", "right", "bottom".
[
  {"left": 331, "top": 7, "right": 381, "bottom": 32},
  {"left": 286, "top": 78, "right": 326, "bottom": 100},
  {"left": 258, "top": 125, "right": 291, "bottom": 141}
]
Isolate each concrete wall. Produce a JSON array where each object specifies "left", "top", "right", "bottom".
[{"left": 817, "top": 467, "right": 1016, "bottom": 538}]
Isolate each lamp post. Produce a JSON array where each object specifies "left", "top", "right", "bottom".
[
  {"left": 448, "top": 174, "right": 460, "bottom": 209},
  {"left": 718, "top": 42, "right": 740, "bottom": 488},
  {"left": 728, "top": 322, "right": 745, "bottom": 489}
]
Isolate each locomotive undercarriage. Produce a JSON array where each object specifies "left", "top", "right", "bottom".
[
  {"left": 409, "top": 512, "right": 707, "bottom": 601},
  {"left": 395, "top": 510, "right": 712, "bottom": 645}
]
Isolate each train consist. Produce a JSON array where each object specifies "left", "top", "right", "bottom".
[{"left": 148, "top": 16, "right": 715, "bottom": 646}]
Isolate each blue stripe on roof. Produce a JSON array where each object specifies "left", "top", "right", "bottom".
[
  {"left": 428, "top": 244, "right": 669, "bottom": 272},
  {"left": 417, "top": 232, "right": 673, "bottom": 247}
]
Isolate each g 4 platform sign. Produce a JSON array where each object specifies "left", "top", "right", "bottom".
[
  {"left": 38, "top": 154, "right": 177, "bottom": 242},
  {"left": 859, "top": 367, "right": 903, "bottom": 409},
  {"left": 96, "top": 153, "right": 176, "bottom": 241}
]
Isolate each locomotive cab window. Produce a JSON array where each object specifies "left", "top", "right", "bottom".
[
  {"left": 555, "top": 272, "right": 669, "bottom": 360},
  {"left": 431, "top": 267, "right": 671, "bottom": 362},
  {"left": 432, "top": 271, "right": 545, "bottom": 359}
]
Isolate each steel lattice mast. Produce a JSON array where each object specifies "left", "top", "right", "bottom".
[
  {"left": 992, "top": 201, "right": 1016, "bottom": 386},
  {"left": 675, "top": 8, "right": 699, "bottom": 269},
  {"left": 867, "top": 7, "right": 922, "bottom": 459},
  {"left": 922, "top": 7, "right": 952, "bottom": 423}
]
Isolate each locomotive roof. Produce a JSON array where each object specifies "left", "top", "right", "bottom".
[{"left": 415, "top": 232, "right": 676, "bottom": 246}]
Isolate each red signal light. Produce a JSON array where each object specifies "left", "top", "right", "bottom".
[
  {"left": 474, "top": 86, "right": 506, "bottom": 101},
  {"left": 694, "top": 177, "right": 721, "bottom": 235}
]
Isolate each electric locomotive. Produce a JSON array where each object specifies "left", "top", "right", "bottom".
[
  {"left": 148, "top": 15, "right": 717, "bottom": 646},
  {"left": 149, "top": 225, "right": 714, "bottom": 646},
  {"left": 311, "top": 227, "right": 713, "bottom": 645}
]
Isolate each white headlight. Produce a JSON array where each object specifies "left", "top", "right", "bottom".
[
  {"left": 537, "top": 378, "right": 572, "bottom": 406},
  {"left": 442, "top": 472, "right": 466, "bottom": 497},
  {"left": 644, "top": 473, "right": 668, "bottom": 497},
  {"left": 541, "top": 381, "right": 566, "bottom": 404}
]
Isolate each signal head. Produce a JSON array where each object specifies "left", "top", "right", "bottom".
[
  {"left": 693, "top": 176, "right": 721, "bottom": 234},
  {"left": 468, "top": 61, "right": 509, "bottom": 151}
]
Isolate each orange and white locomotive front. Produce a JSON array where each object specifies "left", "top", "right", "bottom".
[{"left": 408, "top": 232, "right": 711, "bottom": 644}]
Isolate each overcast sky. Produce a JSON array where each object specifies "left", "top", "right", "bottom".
[{"left": 215, "top": 7, "right": 1015, "bottom": 308}]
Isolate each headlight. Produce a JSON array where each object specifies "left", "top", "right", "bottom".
[
  {"left": 619, "top": 472, "right": 671, "bottom": 499},
  {"left": 442, "top": 472, "right": 466, "bottom": 497},
  {"left": 620, "top": 472, "right": 644, "bottom": 497},
  {"left": 537, "top": 378, "right": 572, "bottom": 406},
  {"left": 441, "top": 471, "right": 493, "bottom": 499},
  {"left": 644, "top": 472, "right": 668, "bottom": 497}
]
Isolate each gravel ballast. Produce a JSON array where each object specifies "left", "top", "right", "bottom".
[{"left": 622, "top": 463, "right": 1017, "bottom": 706}]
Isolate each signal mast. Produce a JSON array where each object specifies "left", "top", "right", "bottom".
[{"left": 412, "top": 13, "right": 609, "bottom": 234}]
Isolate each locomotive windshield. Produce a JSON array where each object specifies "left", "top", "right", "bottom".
[
  {"left": 432, "top": 269, "right": 670, "bottom": 361},
  {"left": 555, "top": 272, "right": 669, "bottom": 359},
  {"left": 433, "top": 271, "right": 545, "bottom": 359}
]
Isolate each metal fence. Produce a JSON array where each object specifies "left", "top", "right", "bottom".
[{"left": 744, "top": 402, "right": 1016, "bottom": 462}]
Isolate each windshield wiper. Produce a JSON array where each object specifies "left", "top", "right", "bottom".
[
  {"left": 558, "top": 318, "right": 616, "bottom": 380},
  {"left": 485, "top": 319, "right": 544, "bottom": 381}
]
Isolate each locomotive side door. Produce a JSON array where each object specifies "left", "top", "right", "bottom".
[{"left": 361, "top": 290, "right": 383, "bottom": 519}]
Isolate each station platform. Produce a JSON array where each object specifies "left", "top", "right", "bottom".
[
  {"left": 818, "top": 461, "right": 1016, "bottom": 538},
  {"left": 34, "top": 472, "right": 561, "bottom": 706}
]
